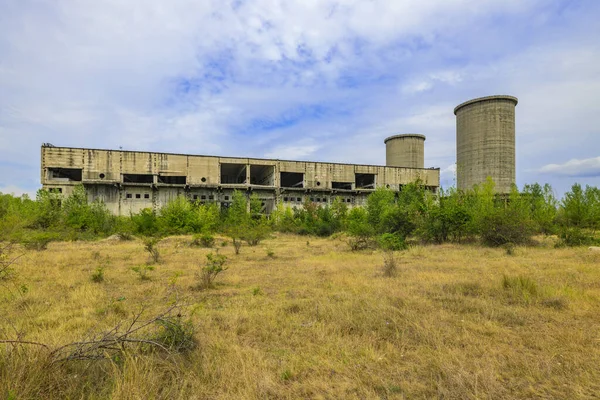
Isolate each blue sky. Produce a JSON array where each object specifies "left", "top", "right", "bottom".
[{"left": 1, "top": 0, "right": 599, "bottom": 197}]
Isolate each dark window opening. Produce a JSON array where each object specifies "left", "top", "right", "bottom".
[
  {"left": 126, "top": 193, "right": 132, "bottom": 199},
  {"left": 316, "top": 181, "right": 321, "bottom": 186},
  {"left": 355, "top": 173, "right": 376, "bottom": 189},
  {"left": 144, "top": 194, "right": 150, "bottom": 199},
  {"left": 297, "top": 197, "right": 301, "bottom": 202},
  {"left": 209, "top": 195, "right": 214, "bottom": 200},
  {"left": 123, "top": 174, "right": 153, "bottom": 184},
  {"left": 224, "top": 195, "right": 229, "bottom": 201},
  {"left": 283, "top": 197, "right": 289, "bottom": 202},
  {"left": 135, "top": 194, "right": 141, "bottom": 199},
  {"left": 201, "top": 177, "right": 207, "bottom": 182},
  {"left": 332, "top": 181, "right": 353, "bottom": 190},
  {"left": 250, "top": 165, "right": 275, "bottom": 186},
  {"left": 310, "top": 197, "right": 314, "bottom": 202},
  {"left": 158, "top": 175, "right": 186, "bottom": 185},
  {"left": 201, "top": 195, "right": 206, "bottom": 200},
  {"left": 280, "top": 172, "right": 304, "bottom": 188},
  {"left": 48, "top": 167, "right": 82, "bottom": 182},
  {"left": 193, "top": 195, "right": 198, "bottom": 200},
  {"left": 99, "top": 173, "right": 106, "bottom": 179},
  {"left": 220, "top": 163, "right": 247, "bottom": 184}
]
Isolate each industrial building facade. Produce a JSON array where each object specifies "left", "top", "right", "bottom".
[
  {"left": 40, "top": 94, "right": 520, "bottom": 213},
  {"left": 41, "top": 145, "right": 440, "bottom": 216}
]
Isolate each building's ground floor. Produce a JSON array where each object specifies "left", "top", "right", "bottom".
[{"left": 43, "top": 183, "right": 374, "bottom": 216}]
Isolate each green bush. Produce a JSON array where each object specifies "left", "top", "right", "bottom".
[
  {"left": 152, "top": 316, "right": 196, "bottom": 353},
  {"left": 556, "top": 227, "right": 598, "bottom": 247},
  {"left": 191, "top": 233, "right": 215, "bottom": 248},
  {"left": 377, "top": 233, "right": 407, "bottom": 251},
  {"left": 198, "top": 252, "right": 228, "bottom": 289}
]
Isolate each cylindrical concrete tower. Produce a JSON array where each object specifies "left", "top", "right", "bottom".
[
  {"left": 384, "top": 134, "right": 425, "bottom": 168},
  {"left": 454, "top": 95, "right": 518, "bottom": 193}
]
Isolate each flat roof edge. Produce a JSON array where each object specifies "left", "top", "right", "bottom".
[
  {"left": 41, "top": 145, "right": 441, "bottom": 172},
  {"left": 454, "top": 95, "right": 518, "bottom": 115}
]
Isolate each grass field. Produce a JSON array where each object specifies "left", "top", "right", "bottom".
[{"left": 1, "top": 234, "right": 600, "bottom": 399}]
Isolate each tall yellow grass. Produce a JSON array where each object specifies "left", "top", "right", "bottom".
[{"left": 1, "top": 234, "right": 599, "bottom": 399}]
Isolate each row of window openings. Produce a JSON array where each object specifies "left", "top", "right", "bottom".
[
  {"left": 48, "top": 168, "right": 376, "bottom": 190},
  {"left": 126, "top": 193, "right": 150, "bottom": 199},
  {"left": 125, "top": 194, "right": 230, "bottom": 201},
  {"left": 283, "top": 197, "right": 354, "bottom": 203}
]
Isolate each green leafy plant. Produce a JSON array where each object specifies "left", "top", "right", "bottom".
[
  {"left": 190, "top": 233, "right": 215, "bottom": 248},
  {"left": 143, "top": 237, "right": 161, "bottom": 263},
  {"left": 198, "top": 252, "right": 228, "bottom": 289},
  {"left": 131, "top": 265, "right": 155, "bottom": 281}
]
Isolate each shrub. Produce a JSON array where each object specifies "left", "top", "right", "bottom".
[
  {"left": 21, "top": 232, "right": 55, "bottom": 251},
  {"left": 478, "top": 208, "right": 534, "bottom": 247},
  {"left": 377, "top": 233, "right": 408, "bottom": 251},
  {"left": 152, "top": 316, "right": 196, "bottom": 353},
  {"left": 191, "top": 233, "right": 215, "bottom": 248},
  {"left": 143, "top": 237, "right": 161, "bottom": 263},
  {"left": 198, "top": 252, "right": 228, "bottom": 289},
  {"left": 556, "top": 227, "right": 598, "bottom": 247},
  {"left": 347, "top": 207, "right": 375, "bottom": 251},
  {"left": 243, "top": 221, "right": 271, "bottom": 246}
]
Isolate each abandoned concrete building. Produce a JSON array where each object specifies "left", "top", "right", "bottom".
[
  {"left": 40, "top": 139, "right": 440, "bottom": 216},
  {"left": 40, "top": 94, "right": 519, "bottom": 214}
]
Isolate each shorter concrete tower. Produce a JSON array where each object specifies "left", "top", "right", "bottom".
[
  {"left": 384, "top": 134, "right": 426, "bottom": 169},
  {"left": 454, "top": 95, "right": 518, "bottom": 193}
]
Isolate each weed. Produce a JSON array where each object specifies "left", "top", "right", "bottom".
[
  {"left": 541, "top": 297, "right": 569, "bottom": 310},
  {"left": 266, "top": 247, "right": 275, "bottom": 258},
  {"left": 280, "top": 369, "right": 293, "bottom": 381},
  {"left": 252, "top": 287, "right": 262, "bottom": 296},
  {"left": 502, "top": 275, "right": 539, "bottom": 303},
  {"left": 382, "top": 251, "right": 397, "bottom": 277},
  {"left": 504, "top": 242, "right": 516, "bottom": 256},
  {"left": 131, "top": 265, "right": 155, "bottom": 281},
  {"left": 221, "top": 240, "right": 227, "bottom": 247},
  {"left": 450, "top": 282, "right": 483, "bottom": 297},
  {"left": 90, "top": 266, "right": 105, "bottom": 283}
]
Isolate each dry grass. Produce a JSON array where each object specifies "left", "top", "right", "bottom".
[{"left": 1, "top": 234, "right": 600, "bottom": 399}]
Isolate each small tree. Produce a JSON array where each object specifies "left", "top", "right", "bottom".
[{"left": 198, "top": 252, "right": 228, "bottom": 289}]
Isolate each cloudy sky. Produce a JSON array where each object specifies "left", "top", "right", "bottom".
[{"left": 1, "top": 0, "right": 599, "bottom": 197}]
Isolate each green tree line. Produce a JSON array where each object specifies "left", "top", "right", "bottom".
[{"left": 1, "top": 179, "right": 599, "bottom": 248}]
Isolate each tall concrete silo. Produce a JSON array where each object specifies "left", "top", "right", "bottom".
[
  {"left": 384, "top": 134, "right": 425, "bottom": 169},
  {"left": 454, "top": 95, "right": 518, "bottom": 193}
]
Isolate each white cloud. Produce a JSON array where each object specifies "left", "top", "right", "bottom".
[
  {"left": 0, "top": 185, "right": 36, "bottom": 198},
  {"left": 0, "top": 0, "right": 599, "bottom": 197},
  {"left": 537, "top": 157, "right": 600, "bottom": 178}
]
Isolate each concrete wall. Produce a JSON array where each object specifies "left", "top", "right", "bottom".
[
  {"left": 41, "top": 146, "right": 440, "bottom": 215},
  {"left": 384, "top": 134, "right": 425, "bottom": 169},
  {"left": 454, "top": 95, "right": 518, "bottom": 193}
]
